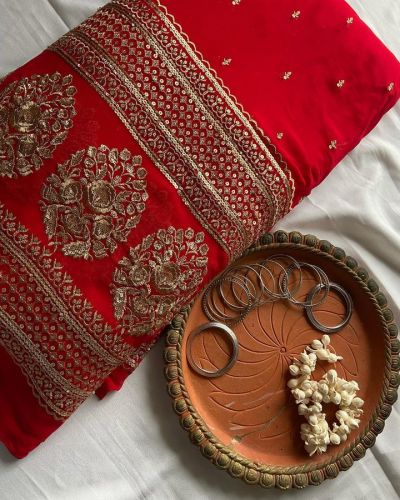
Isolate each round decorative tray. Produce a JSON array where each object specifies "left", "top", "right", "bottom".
[{"left": 164, "top": 231, "right": 400, "bottom": 490}]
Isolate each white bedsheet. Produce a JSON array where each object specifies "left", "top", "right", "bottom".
[{"left": 0, "top": 1, "right": 399, "bottom": 498}]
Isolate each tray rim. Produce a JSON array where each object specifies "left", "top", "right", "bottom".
[{"left": 164, "top": 230, "right": 400, "bottom": 490}]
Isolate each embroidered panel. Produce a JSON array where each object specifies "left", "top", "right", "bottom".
[
  {"left": 111, "top": 227, "right": 209, "bottom": 336},
  {"left": 41, "top": 145, "right": 148, "bottom": 260},
  {"left": 0, "top": 72, "right": 76, "bottom": 178},
  {"left": 0, "top": 204, "right": 135, "bottom": 419},
  {"left": 51, "top": 0, "right": 293, "bottom": 259}
]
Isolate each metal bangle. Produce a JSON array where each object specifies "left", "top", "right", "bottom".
[
  {"left": 202, "top": 275, "right": 252, "bottom": 324},
  {"left": 218, "top": 267, "right": 258, "bottom": 310},
  {"left": 305, "top": 282, "right": 353, "bottom": 334},
  {"left": 281, "top": 262, "right": 330, "bottom": 308},
  {"left": 186, "top": 322, "right": 239, "bottom": 378},
  {"left": 262, "top": 255, "right": 303, "bottom": 301}
]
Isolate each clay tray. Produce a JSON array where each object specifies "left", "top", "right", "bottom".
[{"left": 164, "top": 231, "right": 400, "bottom": 490}]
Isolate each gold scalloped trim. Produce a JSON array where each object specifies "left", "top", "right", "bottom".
[
  {"left": 141, "top": 0, "right": 295, "bottom": 213},
  {"left": 164, "top": 230, "right": 399, "bottom": 489}
]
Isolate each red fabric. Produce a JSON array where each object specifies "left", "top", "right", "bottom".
[
  {"left": 100, "top": 0, "right": 400, "bottom": 398},
  {"left": 162, "top": 0, "right": 400, "bottom": 197},
  {"left": 0, "top": 0, "right": 399, "bottom": 458},
  {"left": 0, "top": 49, "right": 227, "bottom": 455},
  {"left": 0, "top": 345, "right": 62, "bottom": 459}
]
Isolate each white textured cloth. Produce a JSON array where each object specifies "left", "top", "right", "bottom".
[{"left": 0, "top": 1, "right": 399, "bottom": 498}]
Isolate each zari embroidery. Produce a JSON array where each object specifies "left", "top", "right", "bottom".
[
  {"left": 51, "top": 0, "right": 294, "bottom": 260},
  {"left": 111, "top": 227, "right": 209, "bottom": 336},
  {"left": 0, "top": 204, "right": 135, "bottom": 419},
  {"left": 0, "top": 72, "right": 76, "bottom": 178},
  {"left": 41, "top": 145, "right": 148, "bottom": 260}
]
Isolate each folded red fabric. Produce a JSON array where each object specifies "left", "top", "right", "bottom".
[{"left": 0, "top": 0, "right": 399, "bottom": 458}]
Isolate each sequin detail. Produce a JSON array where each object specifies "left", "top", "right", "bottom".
[
  {"left": 0, "top": 204, "right": 135, "bottom": 419},
  {"left": 0, "top": 73, "right": 76, "bottom": 178},
  {"left": 41, "top": 145, "right": 148, "bottom": 260},
  {"left": 51, "top": 0, "right": 293, "bottom": 260},
  {"left": 111, "top": 227, "right": 209, "bottom": 336}
]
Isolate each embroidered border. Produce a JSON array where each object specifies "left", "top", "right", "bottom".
[
  {"left": 0, "top": 204, "right": 135, "bottom": 419},
  {"left": 51, "top": 0, "right": 294, "bottom": 260}
]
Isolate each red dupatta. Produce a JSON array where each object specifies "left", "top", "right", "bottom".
[{"left": 0, "top": 0, "right": 399, "bottom": 458}]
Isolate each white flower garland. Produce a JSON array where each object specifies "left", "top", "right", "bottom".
[{"left": 288, "top": 335, "right": 364, "bottom": 456}]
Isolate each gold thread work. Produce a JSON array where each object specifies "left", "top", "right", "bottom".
[
  {"left": 0, "top": 204, "right": 137, "bottom": 419},
  {"left": 41, "top": 145, "right": 148, "bottom": 260},
  {"left": 0, "top": 72, "right": 76, "bottom": 178},
  {"left": 111, "top": 227, "right": 209, "bottom": 336},
  {"left": 51, "top": 0, "right": 293, "bottom": 260}
]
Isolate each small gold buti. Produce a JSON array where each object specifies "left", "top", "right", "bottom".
[{"left": 387, "top": 82, "right": 395, "bottom": 92}]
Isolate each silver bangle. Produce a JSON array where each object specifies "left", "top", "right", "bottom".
[
  {"left": 186, "top": 322, "right": 239, "bottom": 378},
  {"left": 202, "top": 275, "right": 252, "bottom": 325},
  {"left": 305, "top": 282, "right": 353, "bottom": 334},
  {"left": 281, "top": 262, "right": 330, "bottom": 308}
]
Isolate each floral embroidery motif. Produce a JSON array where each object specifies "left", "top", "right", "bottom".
[
  {"left": 292, "top": 10, "right": 301, "bottom": 19},
  {"left": 347, "top": 17, "right": 354, "bottom": 25},
  {"left": 111, "top": 227, "right": 209, "bottom": 336},
  {"left": 222, "top": 58, "right": 232, "bottom": 66},
  {"left": 337, "top": 80, "right": 345, "bottom": 88},
  {"left": 387, "top": 82, "right": 395, "bottom": 92},
  {"left": 283, "top": 71, "right": 293, "bottom": 80},
  {"left": 41, "top": 145, "right": 148, "bottom": 260},
  {"left": 329, "top": 140, "right": 338, "bottom": 150},
  {"left": 0, "top": 72, "right": 76, "bottom": 178},
  {"left": 276, "top": 132, "right": 284, "bottom": 140},
  {"left": 232, "top": 0, "right": 241, "bottom": 5}
]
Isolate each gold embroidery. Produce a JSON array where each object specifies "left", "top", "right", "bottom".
[
  {"left": 337, "top": 80, "right": 345, "bottom": 88},
  {"left": 387, "top": 82, "right": 395, "bottom": 92},
  {"left": 232, "top": 0, "right": 241, "bottom": 5},
  {"left": 0, "top": 204, "right": 136, "bottom": 419},
  {"left": 347, "top": 17, "right": 354, "bottom": 25},
  {"left": 283, "top": 71, "right": 293, "bottom": 80},
  {"left": 329, "top": 140, "right": 337, "bottom": 150},
  {"left": 111, "top": 227, "right": 209, "bottom": 336},
  {"left": 0, "top": 73, "right": 76, "bottom": 178},
  {"left": 292, "top": 10, "right": 301, "bottom": 19},
  {"left": 40, "top": 145, "right": 148, "bottom": 260},
  {"left": 276, "top": 132, "right": 284, "bottom": 140},
  {"left": 222, "top": 58, "right": 232, "bottom": 66},
  {"left": 51, "top": 0, "right": 294, "bottom": 260}
]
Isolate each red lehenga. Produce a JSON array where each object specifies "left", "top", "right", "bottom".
[{"left": 0, "top": 0, "right": 399, "bottom": 458}]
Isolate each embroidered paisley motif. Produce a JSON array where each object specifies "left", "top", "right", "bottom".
[
  {"left": 0, "top": 72, "right": 76, "bottom": 178},
  {"left": 111, "top": 227, "right": 209, "bottom": 336},
  {"left": 40, "top": 145, "right": 148, "bottom": 260}
]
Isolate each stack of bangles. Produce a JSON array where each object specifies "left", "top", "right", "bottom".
[{"left": 186, "top": 255, "right": 353, "bottom": 378}]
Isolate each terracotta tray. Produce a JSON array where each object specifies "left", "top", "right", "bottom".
[{"left": 164, "top": 231, "right": 400, "bottom": 489}]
